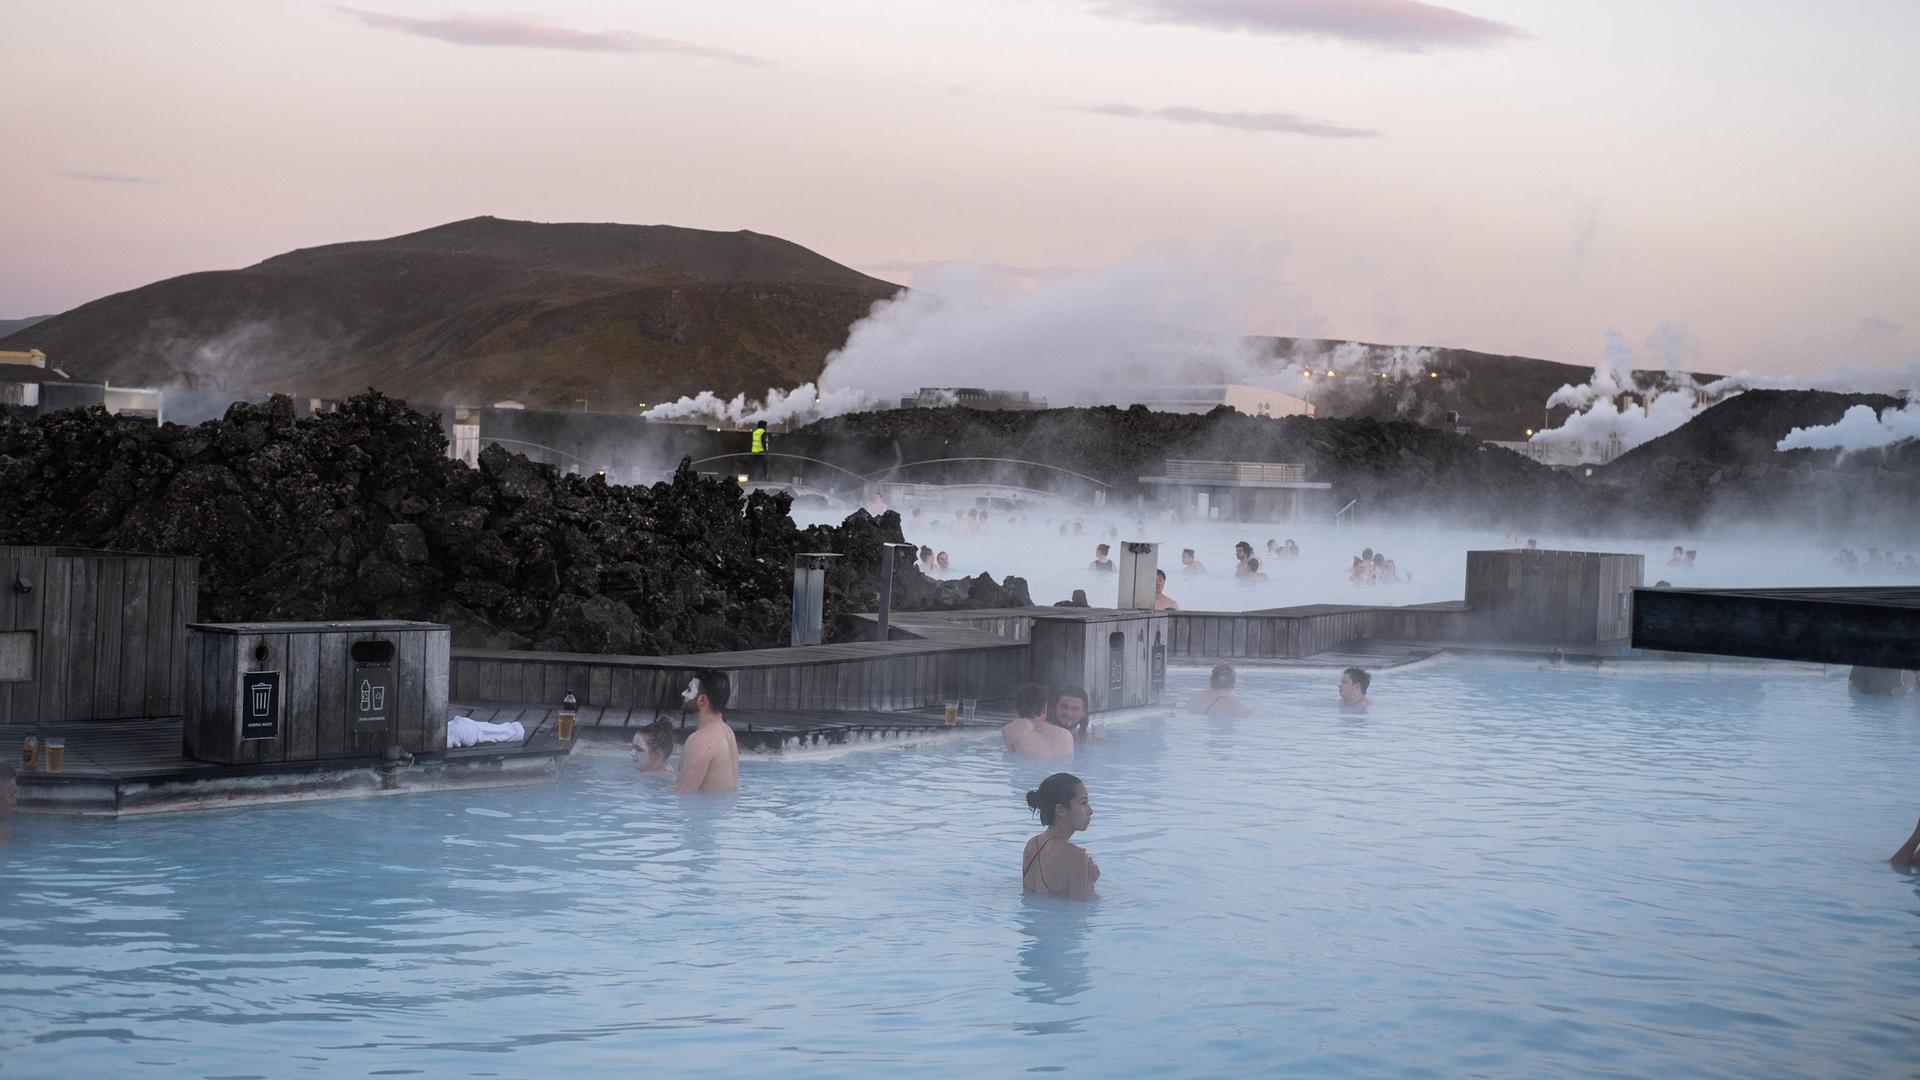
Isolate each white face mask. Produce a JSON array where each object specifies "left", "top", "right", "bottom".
[{"left": 682, "top": 678, "right": 701, "bottom": 704}]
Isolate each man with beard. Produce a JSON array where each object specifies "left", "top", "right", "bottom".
[{"left": 673, "top": 668, "right": 740, "bottom": 793}]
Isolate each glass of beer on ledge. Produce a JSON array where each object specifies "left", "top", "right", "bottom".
[
  {"left": 943, "top": 700, "right": 959, "bottom": 726},
  {"left": 557, "top": 690, "right": 578, "bottom": 742},
  {"left": 44, "top": 737, "right": 64, "bottom": 774}
]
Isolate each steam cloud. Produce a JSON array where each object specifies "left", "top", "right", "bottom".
[
  {"left": 644, "top": 247, "right": 1320, "bottom": 426},
  {"left": 1778, "top": 402, "right": 1920, "bottom": 453}
]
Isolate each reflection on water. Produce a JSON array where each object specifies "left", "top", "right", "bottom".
[{"left": 1014, "top": 898, "right": 1093, "bottom": 1015}]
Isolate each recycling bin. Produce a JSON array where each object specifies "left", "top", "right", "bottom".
[{"left": 184, "top": 621, "right": 449, "bottom": 765}]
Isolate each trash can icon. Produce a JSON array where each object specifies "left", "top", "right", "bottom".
[{"left": 251, "top": 681, "right": 274, "bottom": 716}]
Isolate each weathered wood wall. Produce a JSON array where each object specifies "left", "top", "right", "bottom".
[
  {"left": 185, "top": 622, "right": 449, "bottom": 765},
  {"left": 1631, "top": 586, "right": 1920, "bottom": 668},
  {"left": 1029, "top": 612, "right": 1167, "bottom": 711},
  {"left": 1167, "top": 550, "right": 1639, "bottom": 660},
  {"left": 0, "top": 547, "right": 199, "bottom": 724},
  {"left": 449, "top": 637, "right": 1029, "bottom": 715},
  {"left": 1464, "top": 549, "right": 1642, "bottom": 643}
]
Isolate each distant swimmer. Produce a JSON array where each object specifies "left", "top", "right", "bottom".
[
  {"left": 1181, "top": 548, "right": 1206, "bottom": 574},
  {"left": 1090, "top": 543, "right": 1115, "bottom": 572},
  {"left": 1666, "top": 545, "right": 1687, "bottom": 567},
  {"left": 936, "top": 551, "right": 951, "bottom": 575},
  {"left": 1338, "top": 666, "right": 1375, "bottom": 708},
  {"left": 919, "top": 545, "right": 937, "bottom": 573},
  {"left": 1153, "top": 569, "right": 1179, "bottom": 611},
  {"left": 673, "top": 668, "right": 740, "bottom": 792},
  {"left": 632, "top": 715, "right": 676, "bottom": 776},
  {"left": 1283, "top": 539, "right": 1299, "bottom": 558},
  {"left": 1003, "top": 682, "right": 1074, "bottom": 758},
  {"left": 1186, "top": 663, "right": 1250, "bottom": 717},
  {"left": 1892, "top": 819, "right": 1920, "bottom": 866},
  {"left": 1233, "top": 541, "right": 1254, "bottom": 578},
  {"left": 1241, "top": 557, "right": 1269, "bottom": 584},
  {"left": 1023, "top": 772, "right": 1100, "bottom": 901}
]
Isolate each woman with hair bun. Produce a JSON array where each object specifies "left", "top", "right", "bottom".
[
  {"left": 631, "top": 715, "right": 676, "bottom": 777},
  {"left": 1022, "top": 773, "right": 1099, "bottom": 901}
]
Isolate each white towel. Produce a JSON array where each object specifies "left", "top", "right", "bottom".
[{"left": 447, "top": 715, "right": 527, "bottom": 748}]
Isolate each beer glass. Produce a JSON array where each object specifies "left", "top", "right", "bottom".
[
  {"left": 943, "top": 700, "right": 959, "bottom": 726},
  {"left": 21, "top": 736, "right": 35, "bottom": 773},
  {"left": 44, "top": 737, "right": 64, "bottom": 774}
]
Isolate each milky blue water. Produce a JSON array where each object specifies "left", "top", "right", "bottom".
[{"left": 3, "top": 661, "right": 1919, "bottom": 1078}]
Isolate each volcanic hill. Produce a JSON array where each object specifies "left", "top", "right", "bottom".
[{"left": 0, "top": 217, "right": 900, "bottom": 411}]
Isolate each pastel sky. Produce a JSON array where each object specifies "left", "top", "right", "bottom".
[{"left": 4, "top": 0, "right": 1917, "bottom": 377}]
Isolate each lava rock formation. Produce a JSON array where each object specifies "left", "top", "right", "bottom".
[{"left": 0, "top": 393, "right": 1029, "bottom": 654}]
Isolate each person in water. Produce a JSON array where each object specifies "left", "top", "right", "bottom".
[
  {"left": 1181, "top": 548, "right": 1205, "bottom": 574},
  {"left": 1023, "top": 772, "right": 1099, "bottom": 901},
  {"left": 1052, "top": 686, "right": 1091, "bottom": 742},
  {"left": 1891, "top": 819, "right": 1920, "bottom": 866},
  {"left": 1185, "top": 663, "right": 1250, "bottom": 717},
  {"left": 1002, "top": 682, "right": 1074, "bottom": 758},
  {"left": 1153, "top": 568, "right": 1179, "bottom": 610},
  {"left": 1241, "top": 557, "right": 1269, "bottom": 583},
  {"left": 673, "top": 668, "right": 740, "bottom": 792},
  {"left": 1090, "top": 543, "right": 1115, "bottom": 572},
  {"left": 631, "top": 715, "right": 676, "bottom": 776},
  {"left": 1233, "top": 541, "right": 1254, "bottom": 577},
  {"left": 1338, "top": 666, "right": 1374, "bottom": 707}
]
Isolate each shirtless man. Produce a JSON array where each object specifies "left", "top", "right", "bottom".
[
  {"left": 1180, "top": 548, "right": 1205, "bottom": 574},
  {"left": 1002, "top": 682, "right": 1073, "bottom": 758},
  {"left": 1152, "top": 568, "right": 1180, "bottom": 611},
  {"left": 1338, "top": 666, "right": 1375, "bottom": 708},
  {"left": 1185, "top": 663, "right": 1250, "bottom": 717},
  {"left": 673, "top": 668, "right": 740, "bottom": 792}
]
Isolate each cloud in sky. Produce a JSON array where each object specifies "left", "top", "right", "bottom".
[
  {"left": 337, "top": 7, "right": 767, "bottom": 65},
  {"left": 1090, "top": 0, "right": 1528, "bottom": 51},
  {"left": 1082, "top": 102, "right": 1380, "bottom": 138},
  {"left": 57, "top": 170, "right": 163, "bottom": 184}
]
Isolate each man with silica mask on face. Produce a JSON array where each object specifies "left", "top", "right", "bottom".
[{"left": 673, "top": 668, "right": 740, "bottom": 792}]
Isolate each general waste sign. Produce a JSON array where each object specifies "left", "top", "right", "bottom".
[{"left": 242, "top": 670, "right": 281, "bottom": 739}]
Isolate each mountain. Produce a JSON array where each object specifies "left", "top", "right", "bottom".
[
  {"left": 1604, "top": 389, "right": 1906, "bottom": 472},
  {"left": 0, "top": 217, "right": 900, "bottom": 410},
  {"left": 1253, "top": 336, "right": 1719, "bottom": 442},
  {"left": 0, "top": 315, "right": 51, "bottom": 338}
]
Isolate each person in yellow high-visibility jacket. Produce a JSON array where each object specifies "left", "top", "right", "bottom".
[{"left": 749, "top": 420, "right": 768, "bottom": 479}]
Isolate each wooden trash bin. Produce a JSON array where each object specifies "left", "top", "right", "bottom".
[
  {"left": 1030, "top": 609, "right": 1169, "bottom": 713},
  {"left": 184, "top": 621, "right": 449, "bottom": 765}
]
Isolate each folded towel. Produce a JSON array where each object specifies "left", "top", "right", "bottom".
[{"left": 447, "top": 715, "right": 527, "bottom": 748}]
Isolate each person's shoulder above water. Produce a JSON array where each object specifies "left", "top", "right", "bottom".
[
  {"left": 1186, "top": 663, "right": 1251, "bottom": 716},
  {"left": 1337, "top": 666, "right": 1375, "bottom": 708},
  {"left": 673, "top": 669, "right": 741, "bottom": 792}
]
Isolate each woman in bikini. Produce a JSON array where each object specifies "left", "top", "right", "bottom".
[{"left": 1022, "top": 773, "right": 1099, "bottom": 901}]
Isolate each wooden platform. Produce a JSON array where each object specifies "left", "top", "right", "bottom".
[
  {"left": 451, "top": 627, "right": 1027, "bottom": 715},
  {"left": 453, "top": 701, "right": 1009, "bottom": 753},
  {"left": 1631, "top": 585, "right": 1920, "bottom": 668},
  {"left": 5, "top": 715, "right": 563, "bottom": 817}
]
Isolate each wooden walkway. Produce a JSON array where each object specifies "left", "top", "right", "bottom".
[
  {"left": 452, "top": 701, "right": 1009, "bottom": 753},
  {"left": 6, "top": 713, "right": 564, "bottom": 816}
]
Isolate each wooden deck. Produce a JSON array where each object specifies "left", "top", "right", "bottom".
[
  {"left": 450, "top": 626, "right": 1029, "bottom": 714},
  {"left": 5, "top": 714, "right": 563, "bottom": 816},
  {"left": 1631, "top": 585, "right": 1920, "bottom": 667},
  {"left": 453, "top": 701, "right": 1009, "bottom": 753}
]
